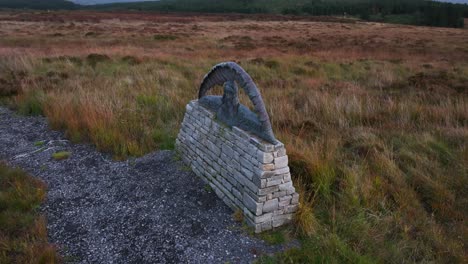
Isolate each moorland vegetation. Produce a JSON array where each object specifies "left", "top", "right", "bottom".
[
  {"left": 0, "top": 0, "right": 467, "bottom": 28},
  {"left": 0, "top": 11, "right": 466, "bottom": 263}
]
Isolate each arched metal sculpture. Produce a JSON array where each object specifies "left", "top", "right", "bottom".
[{"left": 198, "top": 62, "right": 278, "bottom": 144}]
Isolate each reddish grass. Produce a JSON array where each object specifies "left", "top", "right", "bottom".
[{"left": 0, "top": 11, "right": 466, "bottom": 262}]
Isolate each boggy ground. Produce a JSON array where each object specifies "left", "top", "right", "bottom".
[
  {"left": 0, "top": 11, "right": 467, "bottom": 263},
  {"left": 0, "top": 106, "right": 290, "bottom": 263}
]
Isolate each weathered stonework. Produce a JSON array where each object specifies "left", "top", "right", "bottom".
[{"left": 176, "top": 100, "right": 299, "bottom": 233}]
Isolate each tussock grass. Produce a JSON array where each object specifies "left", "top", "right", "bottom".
[
  {"left": 52, "top": 151, "right": 71, "bottom": 161},
  {"left": 153, "top": 34, "right": 179, "bottom": 41},
  {"left": 0, "top": 162, "right": 60, "bottom": 263},
  {"left": 0, "top": 15, "right": 467, "bottom": 262}
]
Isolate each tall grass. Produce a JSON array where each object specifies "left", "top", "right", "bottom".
[
  {"left": 0, "top": 163, "right": 60, "bottom": 263},
  {"left": 0, "top": 16, "right": 467, "bottom": 262}
]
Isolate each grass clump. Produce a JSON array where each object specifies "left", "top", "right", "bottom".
[
  {"left": 16, "top": 90, "right": 45, "bottom": 116},
  {"left": 152, "top": 129, "right": 175, "bottom": 150},
  {"left": 204, "top": 184, "right": 212, "bottom": 193},
  {"left": 52, "top": 151, "right": 71, "bottom": 160},
  {"left": 0, "top": 162, "right": 60, "bottom": 263},
  {"left": 121, "top": 55, "right": 142, "bottom": 66},
  {"left": 34, "top": 141, "right": 45, "bottom": 147},
  {"left": 86, "top": 53, "right": 111, "bottom": 68},
  {"left": 232, "top": 208, "right": 243, "bottom": 223},
  {"left": 257, "top": 228, "right": 288, "bottom": 246},
  {"left": 1, "top": 17, "right": 467, "bottom": 262},
  {"left": 153, "top": 34, "right": 178, "bottom": 41}
]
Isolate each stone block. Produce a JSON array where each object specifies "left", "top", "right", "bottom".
[
  {"left": 232, "top": 126, "right": 250, "bottom": 140},
  {"left": 286, "top": 204, "right": 299, "bottom": 214},
  {"left": 279, "top": 195, "right": 292, "bottom": 207},
  {"left": 274, "top": 142, "right": 284, "bottom": 151},
  {"left": 176, "top": 101, "right": 299, "bottom": 232},
  {"left": 266, "top": 178, "right": 282, "bottom": 187},
  {"left": 258, "top": 185, "right": 279, "bottom": 196},
  {"left": 244, "top": 216, "right": 262, "bottom": 233},
  {"left": 263, "top": 198, "right": 279, "bottom": 213},
  {"left": 240, "top": 166, "right": 254, "bottom": 181},
  {"left": 244, "top": 188, "right": 267, "bottom": 203},
  {"left": 261, "top": 221, "right": 273, "bottom": 232},
  {"left": 186, "top": 103, "right": 193, "bottom": 112},
  {"left": 274, "top": 155, "right": 288, "bottom": 169},
  {"left": 220, "top": 177, "right": 232, "bottom": 192},
  {"left": 243, "top": 192, "right": 263, "bottom": 216},
  {"left": 291, "top": 193, "right": 299, "bottom": 204},
  {"left": 209, "top": 182, "right": 224, "bottom": 199},
  {"left": 269, "top": 191, "right": 287, "bottom": 199},
  {"left": 253, "top": 212, "right": 273, "bottom": 223},
  {"left": 262, "top": 163, "right": 275, "bottom": 171},
  {"left": 275, "top": 166, "right": 290, "bottom": 175},
  {"left": 252, "top": 175, "right": 264, "bottom": 188},
  {"left": 257, "top": 150, "right": 274, "bottom": 164},
  {"left": 286, "top": 188, "right": 296, "bottom": 195},
  {"left": 232, "top": 187, "right": 242, "bottom": 201},
  {"left": 257, "top": 170, "right": 275, "bottom": 179},
  {"left": 282, "top": 173, "right": 291, "bottom": 183}
]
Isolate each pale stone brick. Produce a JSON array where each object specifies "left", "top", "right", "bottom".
[
  {"left": 266, "top": 179, "right": 282, "bottom": 187},
  {"left": 243, "top": 192, "right": 263, "bottom": 216},
  {"left": 257, "top": 150, "right": 274, "bottom": 164},
  {"left": 262, "top": 163, "right": 275, "bottom": 171},
  {"left": 253, "top": 212, "right": 273, "bottom": 223},
  {"left": 263, "top": 198, "right": 279, "bottom": 213},
  {"left": 282, "top": 173, "right": 291, "bottom": 183},
  {"left": 177, "top": 101, "right": 298, "bottom": 232},
  {"left": 261, "top": 221, "right": 273, "bottom": 232},
  {"left": 258, "top": 185, "right": 279, "bottom": 196},
  {"left": 286, "top": 204, "right": 299, "bottom": 213},
  {"left": 291, "top": 193, "right": 299, "bottom": 204},
  {"left": 275, "top": 166, "right": 290, "bottom": 175},
  {"left": 274, "top": 155, "right": 288, "bottom": 169}
]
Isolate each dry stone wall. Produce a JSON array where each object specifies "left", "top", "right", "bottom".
[{"left": 176, "top": 100, "right": 299, "bottom": 233}]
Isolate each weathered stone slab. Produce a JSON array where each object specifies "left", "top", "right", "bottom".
[{"left": 177, "top": 100, "right": 299, "bottom": 233}]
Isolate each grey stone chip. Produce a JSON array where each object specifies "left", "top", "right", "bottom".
[{"left": 0, "top": 107, "right": 298, "bottom": 264}]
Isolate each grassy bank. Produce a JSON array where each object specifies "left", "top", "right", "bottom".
[
  {"left": 0, "top": 14, "right": 467, "bottom": 262},
  {"left": 0, "top": 163, "right": 60, "bottom": 263},
  {"left": 3, "top": 54, "right": 466, "bottom": 263}
]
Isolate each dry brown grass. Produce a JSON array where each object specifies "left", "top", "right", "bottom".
[
  {"left": 0, "top": 163, "right": 61, "bottom": 264},
  {"left": 0, "top": 11, "right": 467, "bottom": 262}
]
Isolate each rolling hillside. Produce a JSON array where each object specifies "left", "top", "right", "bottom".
[
  {"left": 94, "top": 0, "right": 467, "bottom": 28},
  {"left": 70, "top": 0, "right": 158, "bottom": 5},
  {"left": 0, "top": 0, "right": 78, "bottom": 9}
]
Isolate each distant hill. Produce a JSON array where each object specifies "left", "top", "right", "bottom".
[
  {"left": 70, "top": 0, "right": 158, "bottom": 5},
  {"left": 1, "top": 0, "right": 466, "bottom": 28},
  {"left": 93, "top": 0, "right": 467, "bottom": 28},
  {"left": 437, "top": 0, "right": 468, "bottom": 3},
  {"left": 0, "top": 0, "right": 78, "bottom": 9}
]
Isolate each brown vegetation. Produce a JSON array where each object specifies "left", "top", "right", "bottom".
[
  {"left": 0, "top": 163, "right": 60, "bottom": 263},
  {"left": 0, "top": 11, "right": 466, "bottom": 262}
]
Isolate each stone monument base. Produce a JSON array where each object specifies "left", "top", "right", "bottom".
[{"left": 176, "top": 100, "right": 299, "bottom": 233}]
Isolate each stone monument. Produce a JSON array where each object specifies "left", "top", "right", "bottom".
[{"left": 176, "top": 62, "right": 299, "bottom": 233}]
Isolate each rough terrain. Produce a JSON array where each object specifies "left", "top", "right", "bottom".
[{"left": 0, "top": 106, "right": 284, "bottom": 263}]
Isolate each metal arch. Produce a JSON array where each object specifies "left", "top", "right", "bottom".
[{"left": 198, "top": 62, "right": 277, "bottom": 144}]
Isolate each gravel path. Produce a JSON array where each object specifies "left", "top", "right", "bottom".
[{"left": 0, "top": 107, "right": 285, "bottom": 263}]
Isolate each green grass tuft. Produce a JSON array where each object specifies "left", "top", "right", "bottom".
[
  {"left": 257, "top": 229, "right": 287, "bottom": 245},
  {"left": 34, "top": 141, "right": 45, "bottom": 147},
  {"left": 17, "top": 90, "right": 44, "bottom": 116},
  {"left": 52, "top": 151, "right": 71, "bottom": 160}
]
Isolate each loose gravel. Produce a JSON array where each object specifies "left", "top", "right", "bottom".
[{"left": 0, "top": 107, "right": 293, "bottom": 263}]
